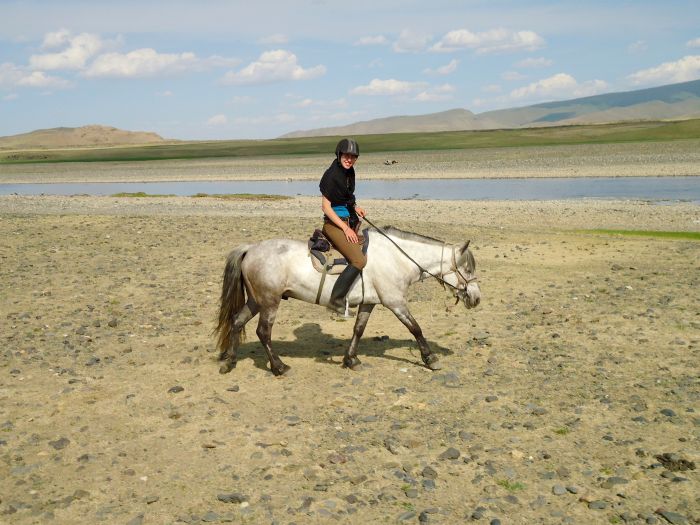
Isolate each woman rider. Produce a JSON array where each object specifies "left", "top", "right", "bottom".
[{"left": 320, "top": 138, "right": 366, "bottom": 313}]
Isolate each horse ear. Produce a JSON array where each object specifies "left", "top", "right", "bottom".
[{"left": 459, "top": 240, "right": 471, "bottom": 254}]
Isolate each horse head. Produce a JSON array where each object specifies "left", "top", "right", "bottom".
[{"left": 451, "top": 241, "right": 480, "bottom": 309}]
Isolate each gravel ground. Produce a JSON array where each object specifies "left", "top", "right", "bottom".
[{"left": 1, "top": 193, "right": 698, "bottom": 525}]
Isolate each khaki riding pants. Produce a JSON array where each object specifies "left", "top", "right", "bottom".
[{"left": 322, "top": 220, "right": 367, "bottom": 270}]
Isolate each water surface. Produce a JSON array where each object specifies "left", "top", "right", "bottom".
[{"left": 1, "top": 176, "right": 698, "bottom": 202}]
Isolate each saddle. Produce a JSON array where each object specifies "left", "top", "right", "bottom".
[
  {"left": 308, "top": 229, "right": 369, "bottom": 305},
  {"left": 307, "top": 229, "right": 369, "bottom": 274}
]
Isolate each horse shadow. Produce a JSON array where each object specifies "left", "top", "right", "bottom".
[{"left": 231, "top": 322, "right": 454, "bottom": 373}]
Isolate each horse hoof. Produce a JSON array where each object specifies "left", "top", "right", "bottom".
[
  {"left": 219, "top": 361, "right": 236, "bottom": 374},
  {"left": 272, "top": 363, "right": 291, "bottom": 376},
  {"left": 343, "top": 357, "right": 362, "bottom": 370},
  {"left": 422, "top": 355, "right": 442, "bottom": 370}
]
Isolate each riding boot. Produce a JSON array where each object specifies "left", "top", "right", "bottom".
[{"left": 328, "top": 265, "right": 361, "bottom": 314}]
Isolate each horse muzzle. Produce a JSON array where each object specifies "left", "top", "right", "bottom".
[{"left": 459, "top": 283, "right": 481, "bottom": 309}]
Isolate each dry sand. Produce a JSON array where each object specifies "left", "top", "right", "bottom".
[{"left": 1, "top": 190, "right": 699, "bottom": 524}]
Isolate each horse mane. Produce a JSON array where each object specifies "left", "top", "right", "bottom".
[{"left": 378, "top": 225, "right": 444, "bottom": 246}]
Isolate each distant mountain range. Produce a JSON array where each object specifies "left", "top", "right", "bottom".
[
  {"left": 281, "top": 79, "right": 700, "bottom": 138},
  {"left": 2, "top": 80, "right": 699, "bottom": 148},
  {"left": 0, "top": 125, "right": 165, "bottom": 149}
]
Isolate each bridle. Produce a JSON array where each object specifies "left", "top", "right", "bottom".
[
  {"left": 437, "top": 243, "right": 479, "bottom": 305},
  {"left": 361, "top": 215, "right": 478, "bottom": 305}
]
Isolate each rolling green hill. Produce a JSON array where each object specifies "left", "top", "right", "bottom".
[{"left": 1, "top": 118, "right": 700, "bottom": 164}]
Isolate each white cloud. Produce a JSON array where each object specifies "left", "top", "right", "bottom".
[
  {"left": 3, "top": 93, "right": 19, "bottom": 100},
  {"left": 350, "top": 78, "right": 427, "bottom": 96},
  {"left": 502, "top": 71, "right": 526, "bottom": 81},
  {"left": 294, "top": 98, "right": 314, "bottom": 108},
  {"left": 229, "top": 95, "right": 253, "bottom": 104},
  {"left": 414, "top": 83, "right": 455, "bottom": 102},
  {"left": 0, "top": 62, "right": 71, "bottom": 89},
  {"left": 510, "top": 73, "right": 607, "bottom": 100},
  {"left": 259, "top": 34, "right": 288, "bottom": 45},
  {"left": 517, "top": 57, "right": 552, "bottom": 68},
  {"left": 368, "top": 58, "right": 384, "bottom": 69},
  {"left": 354, "top": 35, "right": 388, "bottom": 46},
  {"left": 424, "top": 59, "right": 458, "bottom": 76},
  {"left": 628, "top": 40, "right": 648, "bottom": 54},
  {"left": 627, "top": 55, "right": 700, "bottom": 85},
  {"left": 157, "top": 90, "right": 173, "bottom": 97},
  {"left": 222, "top": 50, "right": 325, "bottom": 85},
  {"left": 30, "top": 32, "right": 103, "bottom": 70},
  {"left": 83, "top": 49, "right": 199, "bottom": 78},
  {"left": 201, "top": 55, "right": 241, "bottom": 69},
  {"left": 233, "top": 113, "right": 295, "bottom": 125},
  {"left": 482, "top": 84, "right": 502, "bottom": 93},
  {"left": 19, "top": 71, "right": 72, "bottom": 88},
  {"left": 287, "top": 95, "right": 347, "bottom": 109},
  {"left": 207, "top": 114, "right": 228, "bottom": 126},
  {"left": 393, "top": 29, "right": 432, "bottom": 53},
  {"left": 41, "top": 28, "right": 72, "bottom": 49},
  {"left": 686, "top": 38, "right": 700, "bottom": 48},
  {"left": 431, "top": 28, "right": 544, "bottom": 54}
]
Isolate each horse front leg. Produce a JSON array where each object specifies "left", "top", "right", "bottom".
[
  {"left": 343, "top": 304, "right": 375, "bottom": 370},
  {"left": 256, "top": 303, "right": 290, "bottom": 376},
  {"left": 387, "top": 303, "right": 442, "bottom": 371},
  {"left": 219, "top": 299, "right": 259, "bottom": 374}
]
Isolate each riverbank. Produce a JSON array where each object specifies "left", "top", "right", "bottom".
[
  {"left": 1, "top": 195, "right": 698, "bottom": 524},
  {"left": 2, "top": 140, "right": 700, "bottom": 183},
  {"left": 1, "top": 194, "right": 699, "bottom": 232}
]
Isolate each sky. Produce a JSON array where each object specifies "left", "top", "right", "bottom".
[{"left": 1, "top": 0, "right": 700, "bottom": 140}]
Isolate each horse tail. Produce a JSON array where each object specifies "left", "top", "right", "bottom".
[{"left": 215, "top": 245, "right": 250, "bottom": 355}]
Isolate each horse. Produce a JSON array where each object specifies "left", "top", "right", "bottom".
[{"left": 214, "top": 225, "right": 480, "bottom": 376}]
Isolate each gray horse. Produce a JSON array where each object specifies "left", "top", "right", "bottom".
[{"left": 215, "top": 226, "right": 480, "bottom": 376}]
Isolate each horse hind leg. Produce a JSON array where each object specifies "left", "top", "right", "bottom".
[
  {"left": 219, "top": 299, "right": 259, "bottom": 374},
  {"left": 343, "top": 304, "right": 375, "bottom": 370},
  {"left": 256, "top": 303, "right": 290, "bottom": 376}
]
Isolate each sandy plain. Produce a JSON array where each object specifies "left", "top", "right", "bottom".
[{"left": 1, "top": 146, "right": 699, "bottom": 525}]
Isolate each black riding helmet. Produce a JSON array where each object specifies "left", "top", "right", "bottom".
[{"left": 335, "top": 138, "right": 360, "bottom": 162}]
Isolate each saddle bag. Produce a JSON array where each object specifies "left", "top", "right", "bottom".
[{"left": 309, "top": 229, "right": 331, "bottom": 252}]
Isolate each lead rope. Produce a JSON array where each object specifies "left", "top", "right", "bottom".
[{"left": 360, "top": 214, "right": 467, "bottom": 293}]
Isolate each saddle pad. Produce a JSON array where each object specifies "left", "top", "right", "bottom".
[{"left": 310, "top": 248, "right": 347, "bottom": 275}]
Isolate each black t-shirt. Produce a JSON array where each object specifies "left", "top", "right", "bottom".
[{"left": 319, "top": 159, "right": 356, "bottom": 210}]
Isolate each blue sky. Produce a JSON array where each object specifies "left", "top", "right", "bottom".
[{"left": 1, "top": 0, "right": 699, "bottom": 140}]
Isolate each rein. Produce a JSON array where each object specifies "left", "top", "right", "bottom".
[{"left": 360, "top": 215, "right": 476, "bottom": 296}]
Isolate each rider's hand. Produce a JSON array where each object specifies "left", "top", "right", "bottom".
[
  {"left": 344, "top": 226, "right": 359, "bottom": 244},
  {"left": 355, "top": 206, "right": 366, "bottom": 218}
]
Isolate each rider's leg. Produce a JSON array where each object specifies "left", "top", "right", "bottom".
[
  {"left": 322, "top": 221, "right": 367, "bottom": 313},
  {"left": 328, "top": 264, "right": 361, "bottom": 313}
]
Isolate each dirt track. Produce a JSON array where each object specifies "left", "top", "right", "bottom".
[{"left": 1, "top": 195, "right": 699, "bottom": 525}]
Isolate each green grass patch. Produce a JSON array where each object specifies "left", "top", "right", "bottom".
[
  {"left": 553, "top": 427, "right": 571, "bottom": 435},
  {"left": 497, "top": 479, "right": 525, "bottom": 491},
  {"left": 191, "top": 192, "right": 290, "bottom": 200},
  {"left": 111, "top": 192, "right": 175, "bottom": 198},
  {"left": 579, "top": 229, "right": 700, "bottom": 240},
  {"left": 3, "top": 118, "right": 700, "bottom": 164}
]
